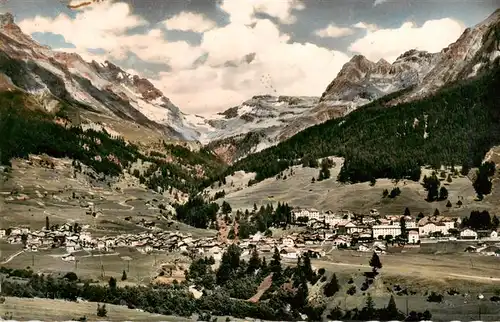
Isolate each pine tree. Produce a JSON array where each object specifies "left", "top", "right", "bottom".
[
  {"left": 439, "top": 186, "right": 448, "bottom": 200},
  {"left": 221, "top": 201, "right": 232, "bottom": 215},
  {"left": 97, "top": 304, "right": 107, "bottom": 317},
  {"left": 369, "top": 252, "right": 382, "bottom": 273},
  {"left": 399, "top": 216, "right": 407, "bottom": 239},
  {"left": 302, "top": 254, "right": 315, "bottom": 282},
  {"left": 492, "top": 215, "right": 500, "bottom": 229},
  {"left": 386, "top": 295, "right": 399, "bottom": 318},
  {"left": 270, "top": 247, "right": 282, "bottom": 283},
  {"left": 324, "top": 273, "right": 340, "bottom": 297},
  {"left": 261, "top": 256, "right": 267, "bottom": 272},
  {"left": 108, "top": 277, "right": 117, "bottom": 289},
  {"left": 45, "top": 216, "right": 50, "bottom": 230},
  {"left": 247, "top": 248, "right": 261, "bottom": 274},
  {"left": 364, "top": 293, "right": 375, "bottom": 318},
  {"left": 121, "top": 270, "right": 127, "bottom": 281}
]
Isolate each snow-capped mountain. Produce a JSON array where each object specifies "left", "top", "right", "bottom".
[
  {"left": 195, "top": 95, "right": 319, "bottom": 162},
  {"left": 0, "top": 12, "right": 201, "bottom": 141}
]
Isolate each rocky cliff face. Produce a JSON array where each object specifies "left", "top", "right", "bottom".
[
  {"left": 390, "top": 9, "right": 500, "bottom": 105},
  {"left": 0, "top": 12, "right": 201, "bottom": 142},
  {"left": 319, "top": 50, "right": 441, "bottom": 113}
]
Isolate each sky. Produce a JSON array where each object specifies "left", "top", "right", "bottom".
[{"left": 1, "top": 0, "right": 499, "bottom": 115}]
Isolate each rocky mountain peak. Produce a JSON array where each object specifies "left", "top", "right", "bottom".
[
  {"left": 0, "top": 13, "right": 14, "bottom": 27},
  {"left": 389, "top": 8, "right": 500, "bottom": 105}
]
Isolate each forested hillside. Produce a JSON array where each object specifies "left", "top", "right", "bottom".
[
  {"left": 0, "top": 91, "right": 225, "bottom": 194},
  {"left": 221, "top": 60, "right": 500, "bottom": 184}
]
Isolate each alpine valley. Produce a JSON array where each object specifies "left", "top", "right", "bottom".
[{"left": 2, "top": 6, "right": 500, "bottom": 322}]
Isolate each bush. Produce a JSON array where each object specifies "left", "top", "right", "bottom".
[
  {"left": 427, "top": 292, "right": 443, "bottom": 303},
  {"left": 63, "top": 272, "right": 78, "bottom": 282},
  {"left": 347, "top": 285, "right": 356, "bottom": 295}
]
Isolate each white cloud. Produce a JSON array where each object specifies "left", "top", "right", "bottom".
[
  {"left": 163, "top": 12, "right": 216, "bottom": 33},
  {"left": 18, "top": 0, "right": 351, "bottom": 115},
  {"left": 18, "top": 1, "right": 202, "bottom": 69},
  {"left": 352, "top": 21, "right": 378, "bottom": 32},
  {"left": 219, "top": 0, "right": 305, "bottom": 25},
  {"left": 349, "top": 18, "right": 465, "bottom": 63},
  {"left": 314, "top": 23, "right": 355, "bottom": 38},
  {"left": 373, "top": 0, "right": 389, "bottom": 6}
]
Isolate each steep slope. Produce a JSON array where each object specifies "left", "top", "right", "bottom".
[
  {"left": 218, "top": 58, "right": 500, "bottom": 185},
  {"left": 0, "top": 13, "right": 201, "bottom": 142},
  {"left": 390, "top": 9, "right": 500, "bottom": 105},
  {"left": 0, "top": 90, "right": 225, "bottom": 194}
]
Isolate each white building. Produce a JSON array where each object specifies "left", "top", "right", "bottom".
[
  {"left": 372, "top": 225, "right": 401, "bottom": 238},
  {"left": 345, "top": 222, "right": 363, "bottom": 234},
  {"left": 460, "top": 229, "right": 478, "bottom": 240},
  {"left": 442, "top": 220, "right": 455, "bottom": 231},
  {"left": 406, "top": 221, "right": 417, "bottom": 229},
  {"left": 292, "top": 208, "right": 321, "bottom": 221},
  {"left": 281, "top": 237, "right": 295, "bottom": 248},
  {"left": 323, "top": 214, "right": 345, "bottom": 227},
  {"left": 408, "top": 230, "right": 419, "bottom": 244},
  {"left": 418, "top": 223, "right": 448, "bottom": 236}
]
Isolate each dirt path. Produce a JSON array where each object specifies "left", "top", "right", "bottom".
[
  {"left": 1, "top": 250, "right": 24, "bottom": 264},
  {"left": 448, "top": 273, "right": 500, "bottom": 282}
]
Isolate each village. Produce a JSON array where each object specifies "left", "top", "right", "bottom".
[{"left": 2, "top": 205, "right": 500, "bottom": 263}]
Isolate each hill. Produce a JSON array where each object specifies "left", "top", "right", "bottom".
[
  {"left": 0, "top": 91, "right": 225, "bottom": 194},
  {"left": 219, "top": 59, "right": 500, "bottom": 185}
]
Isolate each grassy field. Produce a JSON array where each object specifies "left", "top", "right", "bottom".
[
  {"left": 303, "top": 250, "right": 500, "bottom": 321},
  {"left": 215, "top": 160, "right": 496, "bottom": 217},
  {"left": 311, "top": 250, "right": 500, "bottom": 291},
  {"left": 0, "top": 296, "right": 190, "bottom": 321},
  {"left": 2, "top": 247, "right": 190, "bottom": 284}
]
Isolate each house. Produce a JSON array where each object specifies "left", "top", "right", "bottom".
[
  {"left": 292, "top": 208, "right": 321, "bottom": 222},
  {"left": 408, "top": 230, "right": 419, "bottom": 244},
  {"left": 358, "top": 244, "right": 371, "bottom": 252},
  {"left": 418, "top": 222, "right": 448, "bottom": 236},
  {"left": 0, "top": 229, "right": 6, "bottom": 238},
  {"left": 333, "top": 236, "right": 351, "bottom": 247},
  {"left": 345, "top": 222, "right": 363, "bottom": 234},
  {"left": 442, "top": 219, "right": 455, "bottom": 231},
  {"left": 405, "top": 220, "right": 418, "bottom": 229},
  {"left": 281, "top": 248, "right": 299, "bottom": 259},
  {"left": 460, "top": 229, "right": 478, "bottom": 240},
  {"left": 138, "top": 245, "right": 153, "bottom": 253},
  {"left": 281, "top": 237, "right": 295, "bottom": 248},
  {"left": 372, "top": 225, "right": 401, "bottom": 239}
]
